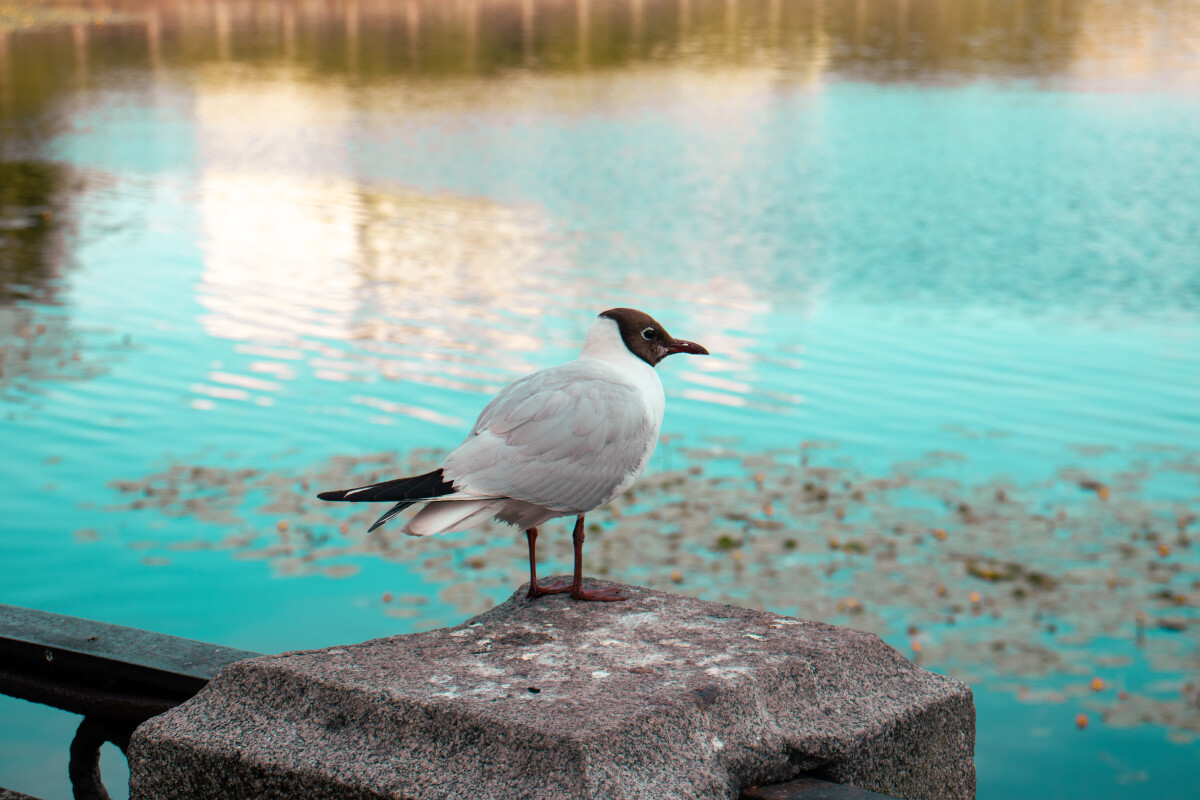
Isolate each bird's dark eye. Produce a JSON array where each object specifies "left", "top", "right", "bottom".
[{"left": 641, "top": 327, "right": 657, "bottom": 341}]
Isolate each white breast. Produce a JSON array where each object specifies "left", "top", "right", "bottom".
[{"left": 577, "top": 316, "right": 666, "bottom": 504}]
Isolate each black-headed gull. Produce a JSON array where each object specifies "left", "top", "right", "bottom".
[{"left": 318, "top": 308, "right": 708, "bottom": 601}]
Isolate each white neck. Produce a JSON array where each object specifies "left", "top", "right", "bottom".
[
  {"left": 578, "top": 316, "right": 666, "bottom": 433},
  {"left": 579, "top": 316, "right": 646, "bottom": 369},
  {"left": 578, "top": 316, "right": 666, "bottom": 488}
]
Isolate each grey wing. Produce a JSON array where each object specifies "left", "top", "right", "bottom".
[{"left": 441, "top": 363, "right": 654, "bottom": 512}]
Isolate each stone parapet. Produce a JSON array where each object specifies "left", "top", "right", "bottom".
[{"left": 129, "top": 581, "right": 974, "bottom": 800}]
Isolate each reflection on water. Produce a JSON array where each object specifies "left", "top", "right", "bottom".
[
  {"left": 0, "top": 160, "right": 69, "bottom": 304},
  {"left": 2, "top": 0, "right": 1197, "bottom": 90},
  {"left": 0, "top": 159, "right": 115, "bottom": 406},
  {"left": 194, "top": 168, "right": 561, "bottom": 415},
  {"left": 1, "top": 2, "right": 1199, "bottom": 800}
]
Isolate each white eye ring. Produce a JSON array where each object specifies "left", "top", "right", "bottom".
[{"left": 641, "top": 327, "right": 656, "bottom": 340}]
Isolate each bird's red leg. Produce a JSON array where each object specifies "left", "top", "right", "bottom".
[
  {"left": 524, "top": 527, "right": 570, "bottom": 599},
  {"left": 569, "top": 515, "right": 626, "bottom": 602}
]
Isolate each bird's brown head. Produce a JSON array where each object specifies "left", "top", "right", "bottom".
[{"left": 599, "top": 308, "right": 709, "bottom": 367}]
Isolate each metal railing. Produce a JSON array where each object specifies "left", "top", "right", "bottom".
[{"left": 0, "top": 605, "right": 260, "bottom": 800}]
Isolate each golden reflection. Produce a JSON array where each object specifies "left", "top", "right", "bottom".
[
  {"left": 214, "top": 0, "right": 232, "bottom": 62},
  {"left": 191, "top": 150, "right": 579, "bottom": 418},
  {"left": 145, "top": 8, "right": 162, "bottom": 75},
  {"left": 1070, "top": 1, "right": 1200, "bottom": 89},
  {"left": 196, "top": 171, "right": 363, "bottom": 345},
  {"left": 2, "top": 0, "right": 1195, "bottom": 91},
  {"left": 406, "top": 0, "right": 420, "bottom": 69},
  {"left": 521, "top": 0, "right": 535, "bottom": 66},
  {"left": 464, "top": 0, "right": 478, "bottom": 73},
  {"left": 0, "top": 30, "right": 10, "bottom": 121},
  {"left": 577, "top": 0, "right": 591, "bottom": 69},
  {"left": 0, "top": 1, "right": 141, "bottom": 32},
  {"left": 190, "top": 137, "right": 775, "bottom": 416},
  {"left": 70, "top": 23, "right": 86, "bottom": 86},
  {"left": 283, "top": 2, "right": 296, "bottom": 62},
  {"left": 630, "top": 0, "right": 643, "bottom": 54},
  {"left": 5, "top": 0, "right": 1196, "bottom": 421},
  {"left": 346, "top": 0, "right": 360, "bottom": 76}
]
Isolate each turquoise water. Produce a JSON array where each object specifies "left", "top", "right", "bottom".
[{"left": 2, "top": 1, "right": 1199, "bottom": 797}]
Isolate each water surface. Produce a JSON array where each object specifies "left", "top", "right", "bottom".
[{"left": 1, "top": 1, "right": 1198, "bottom": 797}]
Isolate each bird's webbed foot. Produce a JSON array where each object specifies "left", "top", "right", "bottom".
[
  {"left": 526, "top": 578, "right": 572, "bottom": 599},
  {"left": 571, "top": 585, "right": 627, "bottom": 602}
]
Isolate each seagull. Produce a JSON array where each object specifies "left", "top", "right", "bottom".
[{"left": 317, "top": 308, "right": 708, "bottom": 602}]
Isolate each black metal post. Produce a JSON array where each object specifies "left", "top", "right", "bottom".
[{"left": 0, "top": 605, "right": 261, "bottom": 800}]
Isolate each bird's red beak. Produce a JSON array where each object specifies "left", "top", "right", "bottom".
[{"left": 662, "top": 338, "right": 709, "bottom": 357}]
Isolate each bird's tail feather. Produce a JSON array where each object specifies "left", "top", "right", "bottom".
[
  {"left": 317, "top": 469, "right": 455, "bottom": 503},
  {"left": 368, "top": 501, "right": 416, "bottom": 533},
  {"left": 402, "top": 500, "right": 498, "bottom": 537}
]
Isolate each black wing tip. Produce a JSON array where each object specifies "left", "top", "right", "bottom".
[
  {"left": 316, "top": 469, "right": 454, "bottom": 504},
  {"left": 368, "top": 501, "right": 414, "bottom": 533}
]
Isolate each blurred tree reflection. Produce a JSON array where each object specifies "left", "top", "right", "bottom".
[
  {"left": 0, "top": 160, "right": 66, "bottom": 306},
  {"left": 1, "top": 0, "right": 1194, "bottom": 91}
]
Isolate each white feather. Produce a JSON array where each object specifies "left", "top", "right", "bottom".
[
  {"left": 402, "top": 316, "right": 668, "bottom": 534},
  {"left": 402, "top": 500, "right": 499, "bottom": 537}
]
